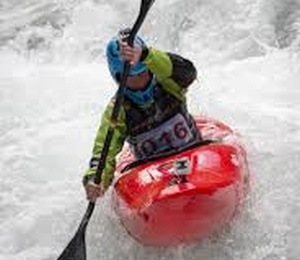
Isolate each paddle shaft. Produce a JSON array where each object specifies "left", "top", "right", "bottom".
[
  {"left": 81, "top": 0, "right": 156, "bottom": 234},
  {"left": 95, "top": 0, "right": 155, "bottom": 184},
  {"left": 56, "top": 1, "right": 155, "bottom": 259}
]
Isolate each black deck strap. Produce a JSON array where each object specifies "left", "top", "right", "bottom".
[{"left": 120, "top": 139, "right": 216, "bottom": 173}]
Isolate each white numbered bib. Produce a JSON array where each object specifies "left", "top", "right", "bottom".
[{"left": 131, "top": 114, "right": 194, "bottom": 159}]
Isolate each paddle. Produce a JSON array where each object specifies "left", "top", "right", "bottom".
[{"left": 56, "top": 1, "right": 155, "bottom": 259}]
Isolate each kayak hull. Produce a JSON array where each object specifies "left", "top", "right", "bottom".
[{"left": 112, "top": 116, "right": 250, "bottom": 246}]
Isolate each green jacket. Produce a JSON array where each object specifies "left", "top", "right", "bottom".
[{"left": 84, "top": 47, "right": 197, "bottom": 189}]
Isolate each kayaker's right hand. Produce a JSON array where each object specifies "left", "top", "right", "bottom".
[
  {"left": 85, "top": 182, "right": 104, "bottom": 202},
  {"left": 119, "top": 40, "right": 142, "bottom": 66}
]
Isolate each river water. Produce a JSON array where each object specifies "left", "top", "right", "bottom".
[{"left": 0, "top": 0, "right": 299, "bottom": 259}]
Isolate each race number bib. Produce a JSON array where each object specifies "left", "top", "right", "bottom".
[{"left": 132, "top": 114, "right": 193, "bottom": 159}]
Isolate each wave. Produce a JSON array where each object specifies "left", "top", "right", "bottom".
[{"left": 1, "top": 0, "right": 300, "bottom": 63}]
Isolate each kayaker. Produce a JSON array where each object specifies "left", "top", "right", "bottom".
[{"left": 83, "top": 29, "right": 202, "bottom": 201}]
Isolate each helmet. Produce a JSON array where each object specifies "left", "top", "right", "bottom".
[
  {"left": 106, "top": 35, "right": 147, "bottom": 81},
  {"left": 106, "top": 34, "right": 155, "bottom": 106}
]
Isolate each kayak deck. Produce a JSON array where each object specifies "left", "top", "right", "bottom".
[{"left": 112, "top": 116, "right": 250, "bottom": 245}]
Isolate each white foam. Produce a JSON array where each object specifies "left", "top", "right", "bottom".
[{"left": 0, "top": 1, "right": 299, "bottom": 260}]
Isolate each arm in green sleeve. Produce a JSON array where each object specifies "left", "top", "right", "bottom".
[
  {"left": 143, "top": 48, "right": 197, "bottom": 102},
  {"left": 84, "top": 99, "right": 127, "bottom": 189}
]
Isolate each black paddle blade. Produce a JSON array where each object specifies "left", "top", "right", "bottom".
[
  {"left": 57, "top": 227, "right": 87, "bottom": 260},
  {"left": 57, "top": 203, "right": 94, "bottom": 260}
]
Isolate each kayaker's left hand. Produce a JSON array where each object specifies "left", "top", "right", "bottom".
[{"left": 85, "top": 182, "right": 104, "bottom": 202}]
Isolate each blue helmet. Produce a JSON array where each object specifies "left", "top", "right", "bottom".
[
  {"left": 106, "top": 35, "right": 147, "bottom": 81},
  {"left": 106, "top": 35, "right": 155, "bottom": 106}
]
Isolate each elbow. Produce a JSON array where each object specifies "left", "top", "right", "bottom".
[
  {"left": 168, "top": 52, "right": 198, "bottom": 88},
  {"left": 185, "top": 62, "right": 197, "bottom": 87}
]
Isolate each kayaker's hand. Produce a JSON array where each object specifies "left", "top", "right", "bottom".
[
  {"left": 85, "top": 182, "right": 104, "bottom": 202},
  {"left": 119, "top": 41, "right": 142, "bottom": 66}
]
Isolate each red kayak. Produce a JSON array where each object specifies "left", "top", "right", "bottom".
[{"left": 112, "top": 116, "right": 250, "bottom": 246}]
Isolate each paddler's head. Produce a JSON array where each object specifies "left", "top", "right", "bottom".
[{"left": 106, "top": 29, "right": 155, "bottom": 107}]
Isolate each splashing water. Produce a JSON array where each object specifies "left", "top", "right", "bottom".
[{"left": 0, "top": 0, "right": 299, "bottom": 260}]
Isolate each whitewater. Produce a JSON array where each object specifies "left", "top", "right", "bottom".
[{"left": 0, "top": 0, "right": 299, "bottom": 259}]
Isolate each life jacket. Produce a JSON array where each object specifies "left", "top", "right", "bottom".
[{"left": 124, "top": 84, "right": 201, "bottom": 160}]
